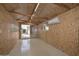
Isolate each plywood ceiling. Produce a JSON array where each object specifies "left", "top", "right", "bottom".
[{"left": 1, "top": 3, "right": 79, "bottom": 25}]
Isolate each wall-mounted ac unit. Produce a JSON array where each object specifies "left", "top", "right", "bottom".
[{"left": 48, "top": 17, "right": 60, "bottom": 25}]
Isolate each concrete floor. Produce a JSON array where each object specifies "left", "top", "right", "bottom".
[{"left": 8, "top": 38, "right": 68, "bottom": 56}]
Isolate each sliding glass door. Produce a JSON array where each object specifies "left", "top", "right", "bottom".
[{"left": 21, "top": 24, "right": 30, "bottom": 39}]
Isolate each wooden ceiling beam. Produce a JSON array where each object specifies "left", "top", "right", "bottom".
[
  {"left": 9, "top": 11, "right": 32, "bottom": 17},
  {"left": 16, "top": 20, "right": 30, "bottom": 24},
  {"left": 55, "top": 3, "right": 71, "bottom": 10},
  {"left": 2, "top": 4, "right": 32, "bottom": 24}
]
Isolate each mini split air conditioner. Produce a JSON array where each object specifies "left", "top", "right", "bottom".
[{"left": 48, "top": 17, "right": 60, "bottom": 25}]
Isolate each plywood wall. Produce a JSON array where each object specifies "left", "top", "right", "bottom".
[
  {"left": 38, "top": 6, "right": 79, "bottom": 56},
  {"left": 0, "top": 5, "right": 19, "bottom": 55}
]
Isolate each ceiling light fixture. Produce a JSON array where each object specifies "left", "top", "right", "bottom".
[
  {"left": 31, "top": 3, "right": 40, "bottom": 20},
  {"left": 28, "top": 3, "right": 40, "bottom": 25}
]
